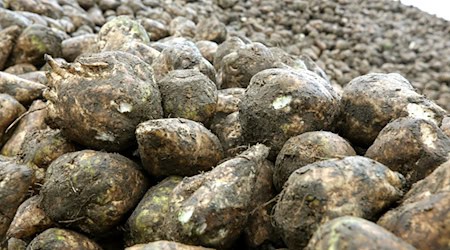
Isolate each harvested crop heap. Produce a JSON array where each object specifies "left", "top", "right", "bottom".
[{"left": 0, "top": 0, "right": 449, "bottom": 249}]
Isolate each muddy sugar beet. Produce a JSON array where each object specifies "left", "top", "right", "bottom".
[
  {"left": 44, "top": 52, "right": 162, "bottom": 151},
  {"left": 239, "top": 67, "right": 340, "bottom": 158}
]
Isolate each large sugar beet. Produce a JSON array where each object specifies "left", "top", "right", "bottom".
[
  {"left": 305, "top": 216, "right": 416, "bottom": 250},
  {"left": 44, "top": 51, "right": 163, "bottom": 151},
  {"left": 9, "top": 24, "right": 63, "bottom": 67},
  {"left": 27, "top": 228, "right": 101, "bottom": 250},
  {"left": 98, "top": 16, "right": 150, "bottom": 51},
  {"left": 62, "top": 34, "right": 98, "bottom": 62},
  {"left": 274, "top": 131, "right": 356, "bottom": 191},
  {"left": 378, "top": 192, "right": 450, "bottom": 250},
  {"left": 0, "top": 157, "right": 33, "bottom": 241},
  {"left": 213, "top": 37, "right": 246, "bottom": 72},
  {"left": 136, "top": 118, "right": 223, "bottom": 177},
  {"left": 273, "top": 156, "right": 405, "bottom": 249},
  {"left": 165, "top": 144, "right": 269, "bottom": 248},
  {"left": 41, "top": 150, "right": 149, "bottom": 235},
  {"left": 239, "top": 68, "right": 340, "bottom": 157},
  {"left": 402, "top": 159, "right": 450, "bottom": 204},
  {"left": 125, "top": 176, "right": 183, "bottom": 247},
  {"left": 19, "top": 128, "right": 76, "bottom": 170},
  {"left": 216, "top": 42, "right": 278, "bottom": 89},
  {"left": 6, "top": 195, "right": 54, "bottom": 240},
  {"left": 151, "top": 40, "right": 216, "bottom": 83},
  {"left": 158, "top": 69, "right": 218, "bottom": 124},
  {"left": 365, "top": 117, "right": 450, "bottom": 185},
  {"left": 339, "top": 73, "right": 446, "bottom": 147}
]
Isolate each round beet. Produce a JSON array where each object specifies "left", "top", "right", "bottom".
[
  {"left": 216, "top": 42, "right": 278, "bottom": 89},
  {"left": 306, "top": 216, "right": 416, "bottom": 250},
  {"left": 124, "top": 176, "right": 182, "bottom": 247},
  {"left": 136, "top": 118, "right": 223, "bottom": 177},
  {"left": 239, "top": 68, "right": 340, "bottom": 158},
  {"left": 98, "top": 16, "right": 150, "bottom": 51},
  {"left": 44, "top": 51, "right": 163, "bottom": 151},
  {"left": 378, "top": 192, "right": 450, "bottom": 250},
  {"left": 9, "top": 24, "right": 62, "bottom": 67},
  {"left": 27, "top": 228, "right": 101, "bottom": 250},
  {"left": 41, "top": 150, "right": 149, "bottom": 235},
  {"left": 365, "top": 117, "right": 450, "bottom": 186},
  {"left": 274, "top": 131, "right": 356, "bottom": 191},
  {"left": 339, "top": 73, "right": 446, "bottom": 147},
  {"left": 159, "top": 69, "right": 218, "bottom": 124},
  {"left": 273, "top": 156, "right": 405, "bottom": 249},
  {"left": 151, "top": 40, "right": 216, "bottom": 83}
]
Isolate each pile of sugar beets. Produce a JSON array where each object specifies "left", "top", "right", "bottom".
[{"left": 0, "top": 0, "right": 450, "bottom": 249}]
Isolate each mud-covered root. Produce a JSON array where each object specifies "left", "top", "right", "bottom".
[
  {"left": 168, "top": 16, "right": 195, "bottom": 38},
  {"left": 158, "top": 69, "right": 218, "bottom": 125},
  {"left": 210, "top": 111, "right": 245, "bottom": 157},
  {"left": 40, "top": 150, "right": 149, "bottom": 235},
  {"left": 305, "top": 216, "right": 416, "bottom": 250},
  {"left": 213, "top": 36, "right": 246, "bottom": 72},
  {"left": 123, "top": 41, "right": 161, "bottom": 65},
  {"left": 61, "top": 34, "right": 98, "bottom": 62},
  {"left": 196, "top": 41, "right": 218, "bottom": 64},
  {"left": 239, "top": 68, "right": 340, "bottom": 158},
  {"left": 1, "top": 100, "right": 47, "bottom": 157},
  {"left": 0, "top": 72, "right": 46, "bottom": 106},
  {"left": 216, "top": 42, "right": 278, "bottom": 89},
  {"left": 164, "top": 144, "right": 269, "bottom": 248},
  {"left": 271, "top": 48, "right": 330, "bottom": 83},
  {"left": 44, "top": 51, "right": 163, "bottom": 151},
  {"left": 365, "top": 117, "right": 450, "bottom": 186},
  {"left": 14, "top": 127, "right": 76, "bottom": 191},
  {"left": 274, "top": 131, "right": 356, "bottom": 191},
  {"left": 8, "top": 24, "right": 62, "bottom": 67},
  {"left": 273, "top": 156, "right": 405, "bottom": 249},
  {"left": 136, "top": 118, "right": 223, "bottom": 177},
  {"left": 151, "top": 40, "right": 216, "bottom": 83},
  {"left": 126, "top": 240, "right": 214, "bottom": 250},
  {"left": 19, "top": 127, "right": 76, "bottom": 168},
  {"left": 124, "top": 176, "right": 183, "bottom": 247},
  {"left": 138, "top": 18, "right": 169, "bottom": 41},
  {"left": 97, "top": 15, "right": 150, "bottom": 51},
  {"left": 0, "top": 94, "right": 26, "bottom": 147},
  {"left": 6, "top": 195, "right": 54, "bottom": 240},
  {"left": 401, "top": 159, "right": 450, "bottom": 204},
  {"left": 195, "top": 17, "right": 228, "bottom": 43},
  {"left": 0, "top": 25, "right": 21, "bottom": 71},
  {"left": 243, "top": 160, "right": 281, "bottom": 248},
  {"left": 215, "top": 88, "right": 245, "bottom": 115},
  {"left": 4, "top": 0, "right": 63, "bottom": 19},
  {"left": 5, "top": 237, "right": 27, "bottom": 250},
  {"left": 210, "top": 88, "right": 245, "bottom": 157},
  {"left": 377, "top": 192, "right": 450, "bottom": 250},
  {"left": 339, "top": 73, "right": 446, "bottom": 147},
  {"left": 27, "top": 228, "right": 102, "bottom": 250},
  {"left": 0, "top": 157, "right": 34, "bottom": 241}
]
